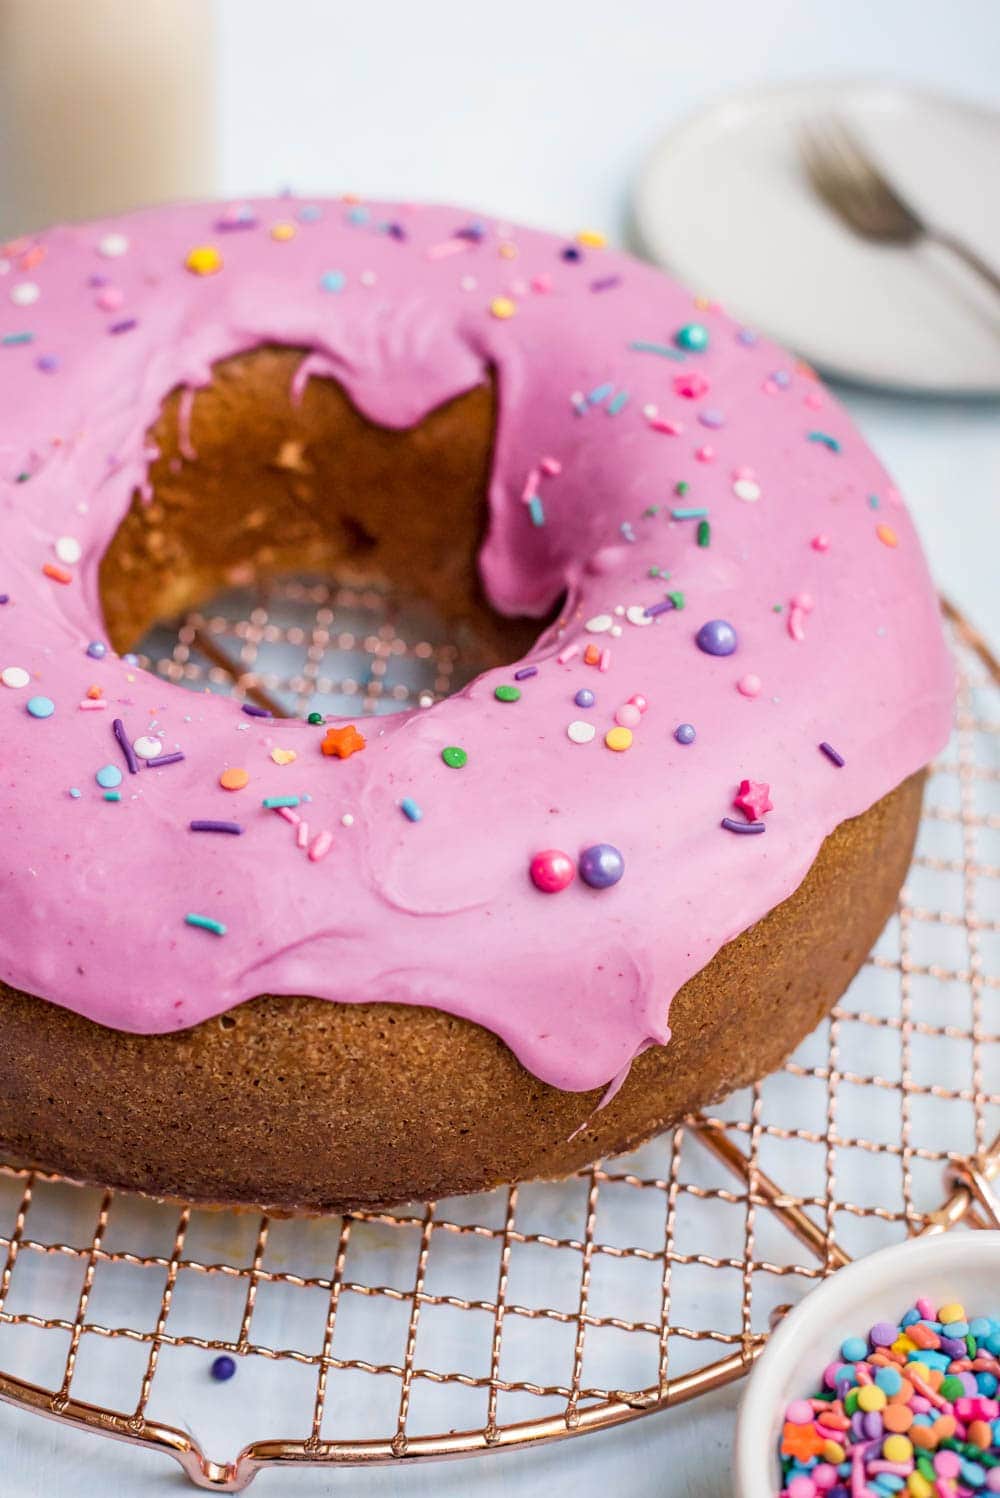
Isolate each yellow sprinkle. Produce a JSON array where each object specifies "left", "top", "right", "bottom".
[
  {"left": 498, "top": 242, "right": 518, "bottom": 259},
  {"left": 938, "top": 1302, "right": 965, "bottom": 1324},
  {"left": 489, "top": 296, "right": 517, "bottom": 320},
  {"left": 892, "top": 1335, "right": 916, "bottom": 1355},
  {"left": 270, "top": 748, "right": 297, "bottom": 766},
  {"left": 857, "top": 1385, "right": 887, "bottom": 1413},
  {"left": 884, "top": 1434, "right": 913, "bottom": 1462},
  {"left": 185, "top": 245, "right": 223, "bottom": 276},
  {"left": 576, "top": 229, "right": 607, "bottom": 247},
  {"left": 907, "top": 1362, "right": 931, "bottom": 1385},
  {"left": 907, "top": 1474, "right": 932, "bottom": 1498},
  {"left": 821, "top": 1440, "right": 845, "bottom": 1463},
  {"left": 876, "top": 522, "right": 899, "bottom": 548},
  {"left": 270, "top": 222, "right": 296, "bottom": 241},
  {"left": 604, "top": 727, "right": 633, "bottom": 752},
  {"left": 694, "top": 295, "right": 712, "bottom": 310}
]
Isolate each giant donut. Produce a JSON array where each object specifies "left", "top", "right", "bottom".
[{"left": 0, "top": 199, "right": 952, "bottom": 1211}]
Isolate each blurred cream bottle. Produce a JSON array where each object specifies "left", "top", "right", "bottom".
[{"left": 0, "top": 0, "right": 215, "bottom": 239}]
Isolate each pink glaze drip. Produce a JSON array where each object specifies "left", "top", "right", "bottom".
[{"left": 0, "top": 199, "right": 953, "bottom": 1092}]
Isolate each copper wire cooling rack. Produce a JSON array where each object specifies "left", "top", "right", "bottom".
[{"left": 0, "top": 589, "right": 996, "bottom": 1491}]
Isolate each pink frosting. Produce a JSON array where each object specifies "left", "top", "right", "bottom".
[{"left": 0, "top": 198, "right": 953, "bottom": 1091}]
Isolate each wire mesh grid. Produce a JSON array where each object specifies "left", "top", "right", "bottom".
[{"left": 0, "top": 589, "right": 996, "bottom": 1491}]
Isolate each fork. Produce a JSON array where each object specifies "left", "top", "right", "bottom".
[{"left": 800, "top": 117, "right": 1000, "bottom": 300}]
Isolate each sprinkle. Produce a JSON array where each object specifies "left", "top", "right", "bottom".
[
  {"left": 321, "top": 724, "right": 366, "bottom": 757},
  {"left": 557, "top": 644, "right": 580, "bottom": 665},
  {"left": 697, "top": 519, "right": 711, "bottom": 547},
  {"left": 26, "top": 694, "right": 55, "bottom": 719},
  {"left": 133, "top": 735, "right": 163, "bottom": 760},
  {"left": 647, "top": 415, "right": 684, "bottom": 434},
  {"left": 605, "top": 726, "right": 633, "bottom": 752},
  {"left": 86, "top": 641, "right": 107, "bottom": 659},
  {"left": 489, "top": 296, "right": 517, "bottom": 319},
  {"left": 732, "top": 478, "right": 761, "bottom": 502},
  {"left": 9, "top": 282, "right": 39, "bottom": 307},
  {"left": 734, "top": 779, "right": 773, "bottom": 819},
  {"left": 210, "top": 1355, "right": 237, "bottom": 1382},
  {"left": 270, "top": 748, "right": 297, "bottom": 765},
  {"left": 586, "top": 613, "right": 614, "bottom": 634},
  {"left": 185, "top": 913, "right": 227, "bottom": 936},
  {"left": 513, "top": 666, "right": 538, "bottom": 681},
  {"left": 737, "top": 674, "right": 762, "bottom": 698},
  {"left": 674, "top": 723, "right": 696, "bottom": 744},
  {"left": 185, "top": 245, "right": 223, "bottom": 276},
  {"left": 400, "top": 797, "right": 423, "bottom": 822},
  {"left": 54, "top": 536, "right": 82, "bottom": 564},
  {"left": 103, "top": 791, "right": 121, "bottom": 803},
  {"left": 219, "top": 767, "right": 249, "bottom": 791},
  {"left": 1, "top": 665, "right": 29, "bottom": 689},
  {"left": 599, "top": 647, "right": 611, "bottom": 672},
  {"left": 309, "top": 829, "right": 334, "bottom": 862},
  {"left": 605, "top": 390, "right": 630, "bottom": 416},
  {"left": 441, "top": 745, "right": 468, "bottom": 768},
  {"left": 190, "top": 820, "right": 243, "bottom": 835},
  {"left": 576, "top": 229, "right": 607, "bottom": 247},
  {"left": 578, "top": 843, "right": 624, "bottom": 889},
  {"left": 42, "top": 562, "right": 72, "bottom": 584},
  {"left": 2, "top": 331, "right": 34, "bottom": 347},
  {"left": 97, "top": 233, "right": 129, "bottom": 258},
  {"left": 695, "top": 619, "right": 738, "bottom": 656},
  {"left": 644, "top": 598, "right": 675, "bottom": 618},
  {"left": 721, "top": 816, "right": 766, "bottom": 834},
  {"left": 812, "top": 533, "right": 831, "bottom": 552},
  {"left": 319, "top": 270, "right": 346, "bottom": 292},
  {"left": 674, "top": 322, "right": 709, "bottom": 352},
  {"left": 567, "top": 720, "right": 596, "bottom": 744},
  {"left": 494, "top": 684, "right": 521, "bottom": 703},
  {"left": 108, "top": 318, "right": 138, "bottom": 335},
  {"left": 615, "top": 703, "right": 641, "bottom": 728},
  {"left": 241, "top": 703, "right": 272, "bottom": 718},
  {"left": 627, "top": 340, "right": 684, "bottom": 360},
  {"left": 820, "top": 741, "right": 846, "bottom": 767},
  {"left": 262, "top": 795, "right": 300, "bottom": 809},
  {"left": 671, "top": 506, "right": 708, "bottom": 520},
  {"left": 296, "top": 820, "right": 310, "bottom": 848},
  {"left": 95, "top": 764, "right": 122, "bottom": 788},
  {"left": 307, "top": 712, "right": 325, "bottom": 725},
  {"left": 530, "top": 849, "right": 575, "bottom": 893},
  {"left": 808, "top": 429, "right": 841, "bottom": 452},
  {"left": 673, "top": 371, "right": 710, "bottom": 399},
  {"left": 587, "top": 381, "right": 614, "bottom": 405},
  {"left": 877, "top": 523, "right": 899, "bottom": 547},
  {"left": 590, "top": 274, "right": 621, "bottom": 292},
  {"left": 528, "top": 495, "right": 545, "bottom": 526},
  {"left": 146, "top": 751, "right": 185, "bottom": 768}
]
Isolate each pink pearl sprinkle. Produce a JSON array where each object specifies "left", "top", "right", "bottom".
[
  {"left": 785, "top": 1399, "right": 814, "bottom": 1425},
  {"left": 787, "top": 1477, "right": 816, "bottom": 1498},
  {"left": 813, "top": 1467, "right": 837, "bottom": 1492},
  {"left": 530, "top": 273, "right": 552, "bottom": 294},
  {"left": 811, "top": 534, "right": 830, "bottom": 552},
  {"left": 96, "top": 286, "right": 124, "bottom": 311},
  {"left": 804, "top": 390, "right": 824, "bottom": 410},
  {"left": 694, "top": 444, "right": 714, "bottom": 463},
  {"left": 737, "top": 673, "right": 762, "bottom": 698},
  {"left": 627, "top": 694, "right": 648, "bottom": 713},
  {"left": 615, "top": 703, "right": 641, "bottom": 728}
]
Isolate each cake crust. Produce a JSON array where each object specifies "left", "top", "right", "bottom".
[{"left": 0, "top": 770, "right": 923, "bottom": 1213}]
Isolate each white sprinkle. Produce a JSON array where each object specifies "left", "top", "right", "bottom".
[
  {"left": 585, "top": 613, "right": 614, "bottom": 634},
  {"left": 733, "top": 478, "right": 761, "bottom": 502},
  {"left": 1, "top": 665, "right": 30, "bottom": 689},
  {"left": 626, "top": 605, "right": 653, "bottom": 627},
  {"left": 132, "top": 734, "right": 163, "bottom": 759},
  {"left": 296, "top": 820, "right": 311, "bottom": 849},
  {"left": 10, "top": 282, "right": 39, "bottom": 307},
  {"left": 613, "top": 605, "right": 625, "bottom": 616},
  {"left": 341, "top": 812, "right": 355, "bottom": 827},
  {"left": 55, "top": 535, "right": 82, "bottom": 564},
  {"left": 98, "top": 233, "right": 129, "bottom": 258},
  {"left": 360, "top": 269, "right": 377, "bottom": 286},
  {"left": 610, "top": 625, "right": 623, "bottom": 637},
  {"left": 567, "top": 720, "right": 596, "bottom": 745}
]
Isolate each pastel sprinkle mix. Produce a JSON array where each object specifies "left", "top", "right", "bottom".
[
  {"left": 671, "top": 506, "right": 708, "bottom": 520},
  {"left": 567, "top": 720, "right": 597, "bottom": 745},
  {"left": 185, "top": 913, "right": 227, "bottom": 936},
  {"left": 146, "top": 751, "right": 185, "bottom": 768},
  {"left": 775, "top": 1297, "right": 1000, "bottom": 1497},
  {"left": 605, "top": 726, "right": 633, "bottom": 752},
  {"left": 400, "top": 797, "right": 423, "bottom": 822}
]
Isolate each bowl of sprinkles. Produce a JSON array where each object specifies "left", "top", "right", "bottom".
[{"left": 734, "top": 1232, "right": 1000, "bottom": 1498}]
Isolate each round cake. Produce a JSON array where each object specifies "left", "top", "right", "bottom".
[{"left": 0, "top": 198, "right": 953, "bottom": 1213}]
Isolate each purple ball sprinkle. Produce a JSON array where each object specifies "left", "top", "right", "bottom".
[
  {"left": 574, "top": 688, "right": 595, "bottom": 709},
  {"left": 736, "top": 328, "right": 758, "bottom": 346},
  {"left": 674, "top": 723, "right": 696, "bottom": 745},
  {"left": 36, "top": 354, "right": 60, "bottom": 373},
  {"left": 0, "top": 594, "right": 9, "bottom": 606},
  {"left": 86, "top": 640, "right": 107, "bottom": 659},
  {"left": 578, "top": 843, "right": 625, "bottom": 890},
  {"left": 697, "top": 408, "right": 725, "bottom": 429},
  {"left": 210, "top": 1355, "right": 237, "bottom": 1382},
  {"left": 695, "top": 619, "right": 738, "bottom": 657},
  {"left": 241, "top": 703, "right": 272, "bottom": 718}
]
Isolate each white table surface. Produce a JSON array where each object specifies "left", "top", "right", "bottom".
[{"left": 2, "top": 0, "right": 998, "bottom": 1492}]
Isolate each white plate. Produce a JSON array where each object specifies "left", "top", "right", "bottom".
[{"left": 633, "top": 79, "right": 1000, "bottom": 394}]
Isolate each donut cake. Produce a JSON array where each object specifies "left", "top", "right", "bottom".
[{"left": 0, "top": 198, "right": 953, "bottom": 1213}]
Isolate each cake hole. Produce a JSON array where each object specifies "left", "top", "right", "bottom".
[{"left": 98, "top": 345, "right": 551, "bottom": 718}]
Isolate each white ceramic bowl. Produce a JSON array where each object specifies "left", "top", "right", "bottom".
[{"left": 733, "top": 1232, "right": 1000, "bottom": 1497}]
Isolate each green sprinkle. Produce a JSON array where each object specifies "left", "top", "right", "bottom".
[
  {"left": 307, "top": 712, "right": 325, "bottom": 725},
  {"left": 648, "top": 566, "right": 661, "bottom": 578},
  {"left": 103, "top": 790, "right": 121, "bottom": 802},
  {"left": 262, "top": 795, "right": 301, "bottom": 809},
  {"left": 643, "top": 505, "right": 660, "bottom": 518},
  {"left": 185, "top": 913, "right": 227, "bottom": 937},
  {"left": 772, "top": 603, "right": 783, "bottom": 613},
  {"left": 667, "top": 590, "right": 685, "bottom": 610},
  {"left": 675, "top": 481, "right": 690, "bottom": 497},
  {"left": 441, "top": 746, "right": 468, "bottom": 769},
  {"left": 807, "top": 429, "right": 841, "bottom": 453},
  {"left": 494, "top": 684, "right": 521, "bottom": 703},
  {"left": 940, "top": 1375, "right": 964, "bottom": 1400},
  {"left": 697, "top": 519, "right": 710, "bottom": 547}
]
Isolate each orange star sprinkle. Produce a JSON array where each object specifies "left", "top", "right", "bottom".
[{"left": 321, "top": 724, "right": 367, "bottom": 759}]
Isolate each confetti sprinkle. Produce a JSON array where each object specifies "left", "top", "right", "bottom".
[
  {"left": 95, "top": 764, "right": 122, "bottom": 789},
  {"left": 219, "top": 767, "right": 249, "bottom": 791},
  {"left": 567, "top": 720, "right": 596, "bottom": 744},
  {"left": 494, "top": 684, "right": 521, "bottom": 703},
  {"left": 490, "top": 296, "right": 517, "bottom": 319},
  {"left": 819, "top": 741, "right": 846, "bottom": 767},
  {"left": 54, "top": 536, "right": 82, "bottom": 564},
  {"left": 877, "top": 523, "right": 899, "bottom": 548},
  {"left": 185, "top": 913, "right": 227, "bottom": 936},
  {"left": 185, "top": 245, "right": 223, "bottom": 276},
  {"left": 605, "top": 726, "right": 633, "bottom": 752},
  {"left": 270, "top": 747, "right": 297, "bottom": 766},
  {"left": 1, "top": 665, "right": 29, "bottom": 689},
  {"left": 26, "top": 694, "right": 55, "bottom": 718},
  {"left": 133, "top": 735, "right": 163, "bottom": 760}
]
